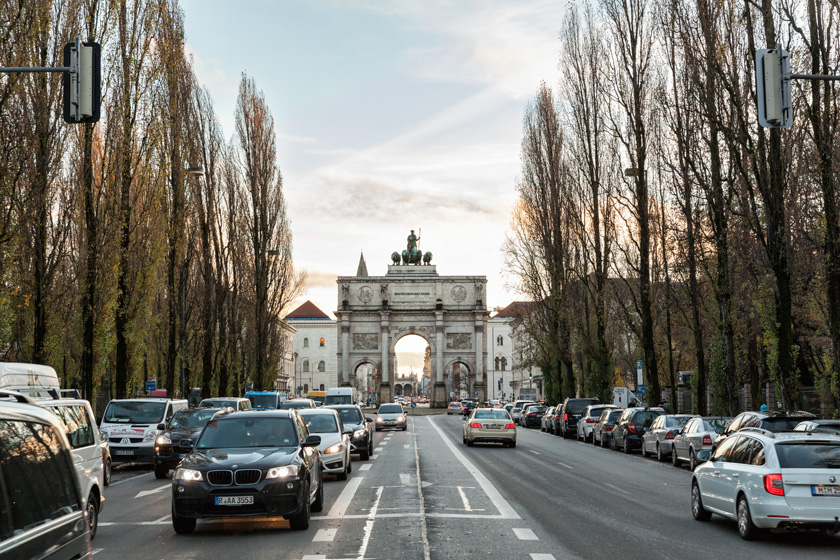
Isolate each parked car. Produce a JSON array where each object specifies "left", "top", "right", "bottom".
[
  {"left": 691, "top": 429, "right": 840, "bottom": 539},
  {"left": 541, "top": 407, "right": 556, "bottom": 433},
  {"left": 610, "top": 407, "right": 665, "bottom": 453},
  {"left": 552, "top": 404, "right": 565, "bottom": 434},
  {"left": 641, "top": 414, "right": 697, "bottom": 461},
  {"left": 153, "top": 407, "right": 232, "bottom": 479},
  {"left": 521, "top": 405, "right": 547, "bottom": 428},
  {"left": 576, "top": 404, "right": 619, "bottom": 442},
  {"left": 592, "top": 408, "right": 624, "bottom": 448},
  {"left": 713, "top": 410, "right": 817, "bottom": 451},
  {"left": 793, "top": 419, "right": 840, "bottom": 436},
  {"left": 447, "top": 401, "right": 462, "bottom": 415},
  {"left": 100, "top": 397, "right": 189, "bottom": 464},
  {"left": 299, "top": 408, "right": 352, "bottom": 480},
  {"left": 170, "top": 410, "right": 323, "bottom": 534},
  {"left": 511, "top": 400, "right": 537, "bottom": 425},
  {"left": 0, "top": 390, "right": 91, "bottom": 559},
  {"left": 375, "top": 403, "right": 406, "bottom": 431},
  {"left": 557, "top": 397, "right": 601, "bottom": 439},
  {"left": 280, "top": 398, "right": 318, "bottom": 410},
  {"left": 326, "top": 404, "right": 374, "bottom": 460},
  {"left": 463, "top": 407, "right": 516, "bottom": 447},
  {"left": 672, "top": 416, "right": 732, "bottom": 470},
  {"left": 198, "top": 397, "right": 252, "bottom": 411}
]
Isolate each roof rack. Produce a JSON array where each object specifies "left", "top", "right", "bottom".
[
  {"left": 740, "top": 427, "right": 776, "bottom": 438},
  {"left": 0, "top": 389, "right": 36, "bottom": 405},
  {"left": 14, "top": 388, "right": 81, "bottom": 400}
]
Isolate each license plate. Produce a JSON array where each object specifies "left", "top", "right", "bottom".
[
  {"left": 485, "top": 424, "right": 501, "bottom": 429},
  {"left": 215, "top": 495, "right": 254, "bottom": 505},
  {"left": 115, "top": 450, "right": 134, "bottom": 456},
  {"left": 812, "top": 485, "right": 840, "bottom": 496}
]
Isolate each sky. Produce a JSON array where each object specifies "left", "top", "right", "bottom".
[{"left": 181, "top": 0, "right": 567, "bottom": 360}]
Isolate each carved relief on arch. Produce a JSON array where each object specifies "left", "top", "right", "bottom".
[
  {"left": 446, "top": 333, "right": 472, "bottom": 350},
  {"left": 353, "top": 333, "right": 379, "bottom": 350}
]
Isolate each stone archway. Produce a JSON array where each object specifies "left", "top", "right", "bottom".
[{"left": 336, "top": 252, "right": 489, "bottom": 408}]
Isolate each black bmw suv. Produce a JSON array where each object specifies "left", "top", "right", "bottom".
[
  {"left": 171, "top": 410, "right": 323, "bottom": 534},
  {"left": 154, "top": 407, "right": 231, "bottom": 479},
  {"left": 326, "top": 404, "right": 374, "bottom": 460}
]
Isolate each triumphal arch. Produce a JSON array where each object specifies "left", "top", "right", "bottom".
[{"left": 336, "top": 232, "right": 488, "bottom": 407}]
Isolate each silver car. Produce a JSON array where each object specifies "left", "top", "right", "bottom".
[
  {"left": 375, "top": 403, "right": 406, "bottom": 431},
  {"left": 692, "top": 429, "right": 840, "bottom": 539},
  {"left": 672, "top": 416, "right": 732, "bottom": 471},
  {"left": 793, "top": 419, "right": 840, "bottom": 436},
  {"left": 641, "top": 414, "right": 697, "bottom": 461},
  {"left": 298, "top": 408, "right": 352, "bottom": 480},
  {"left": 576, "top": 404, "right": 619, "bottom": 442}
]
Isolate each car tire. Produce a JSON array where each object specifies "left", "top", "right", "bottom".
[
  {"left": 360, "top": 448, "right": 370, "bottom": 461},
  {"left": 463, "top": 435, "right": 467, "bottom": 444},
  {"left": 672, "top": 446, "right": 679, "bottom": 467},
  {"left": 610, "top": 435, "right": 616, "bottom": 450},
  {"left": 337, "top": 464, "right": 348, "bottom": 481},
  {"left": 311, "top": 479, "right": 324, "bottom": 513},
  {"left": 691, "top": 481, "right": 711, "bottom": 522},
  {"left": 641, "top": 442, "right": 648, "bottom": 457},
  {"left": 103, "top": 458, "right": 112, "bottom": 487},
  {"left": 289, "top": 481, "right": 311, "bottom": 530},
  {"left": 347, "top": 460, "right": 352, "bottom": 474},
  {"left": 467, "top": 439, "right": 474, "bottom": 447},
  {"left": 509, "top": 441, "right": 516, "bottom": 448},
  {"left": 737, "top": 494, "right": 762, "bottom": 540},
  {"left": 541, "top": 426, "right": 546, "bottom": 432},
  {"left": 656, "top": 443, "right": 663, "bottom": 462},
  {"left": 154, "top": 465, "right": 168, "bottom": 479},
  {"left": 86, "top": 491, "right": 98, "bottom": 539},
  {"left": 623, "top": 438, "right": 631, "bottom": 454},
  {"left": 689, "top": 449, "right": 697, "bottom": 471},
  {"left": 172, "top": 505, "right": 196, "bottom": 535}
]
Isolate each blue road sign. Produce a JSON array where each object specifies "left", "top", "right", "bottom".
[
  {"left": 411, "top": 402, "right": 417, "bottom": 408},
  {"left": 474, "top": 391, "right": 478, "bottom": 397},
  {"left": 637, "top": 384, "right": 646, "bottom": 394},
  {"left": 145, "top": 380, "right": 156, "bottom": 392}
]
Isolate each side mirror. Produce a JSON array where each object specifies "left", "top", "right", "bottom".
[
  {"left": 697, "top": 450, "right": 711, "bottom": 462},
  {"left": 303, "top": 435, "right": 321, "bottom": 447},
  {"left": 157, "top": 423, "right": 166, "bottom": 430},
  {"left": 180, "top": 439, "right": 194, "bottom": 451},
  {"left": 365, "top": 416, "right": 373, "bottom": 423}
]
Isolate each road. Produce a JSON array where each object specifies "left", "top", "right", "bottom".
[{"left": 95, "top": 413, "right": 840, "bottom": 559}]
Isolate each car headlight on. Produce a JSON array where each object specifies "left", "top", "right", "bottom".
[
  {"left": 353, "top": 429, "right": 366, "bottom": 439},
  {"left": 156, "top": 433, "right": 172, "bottom": 445},
  {"left": 376, "top": 417, "right": 383, "bottom": 423},
  {"left": 266, "top": 465, "right": 299, "bottom": 479},
  {"left": 143, "top": 430, "right": 158, "bottom": 442},
  {"left": 397, "top": 416, "right": 405, "bottom": 422},
  {"left": 174, "top": 468, "right": 203, "bottom": 481},
  {"left": 325, "top": 443, "right": 344, "bottom": 454}
]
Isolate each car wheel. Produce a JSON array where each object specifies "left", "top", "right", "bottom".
[
  {"left": 289, "top": 481, "right": 311, "bottom": 530},
  {"left": 347, "top": 459, "right": 352, "bottom": 474},
  {"left": 691, "top": 481, "right": 711, "bottom": 521},
  {"left": 103, "top": 458, "right": 112, "bottom": 487},
  {"left": 689, "top": 449, "right": 697, "bottom": 471},
  {"left": 541, "top": 426, "right": 546, "bottom": 432},
  {"left": 737, "top": 494, "right": 762, "bottom": 540},
  {"left": 172, "top": 505, "right": 196, "bottom": 534},
  {"left": 337, "top": 463, "right": 348, "bottom": 481},
  {"left": 509, "top": 441, "right": 516, "bottom": 448},
  {"left": 672, "top": 446, "right": 679, "bottom": 467},
  {"left": 641, "top": 442, "right": 648, "bottom": 457},
  {"left": 656, "top": 443, "right": 663, "bottom": 462},
  {"left": 311, "top": 478, "right": 324, "bottom": 512},
  {"left": 154, "top": 464, "right": 168, "bottom": 479},
  {"left": 86, "top": 492, "right": 98, "bottom": 539},
  {"left": 463, "top": 435, "right": 467, "bottom": 444},
  {"left": 623, "top": 438, "right": 631, "bottom": 454},
  {"left": 610, "top": 435, "right": 616, "bottom": 450},
  {"left": 360, "top": 448, "right": 370, "bottom": 461},
  {"left": 467, "top": 439, "right": 474, "bottom": 447}
]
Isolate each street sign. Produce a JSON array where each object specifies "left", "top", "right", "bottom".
[
  {"left": 637, "top": 384, "right": 646, "bottom": 394},
  {"left": 411, "top": 402, "right": 417, "bottom": 408},
  {"left": 636, "top": 360, "right": 643, "bottom": 386},
  {"left": 145, "top": 380, "right": 156, "bottom": 392},
  {"left": 474, "top": 391, "right": 478, "bottom": 397}
]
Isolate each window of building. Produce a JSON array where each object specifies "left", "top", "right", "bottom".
[
  {"left": 303, "top": 338, "right": 309, "bottom": 348},
  {"left": 497, "top": 335, "right": 504, "bottom": 346},
  {"left": 319, "top": 383, "right": 325, "bottom": 391},
  {"left": 318, "top": 361, "right": 325, "bottom": 372},
  {"left": 319, "top": 337, "right": 325, "bottom": 347},
  {"left": 494, "top": 357, "right": 500, "bottom": 371},
  {"left": 303, "top": 383, "right": 309, "bottom": 393},
  {"left": 303, "top": 360, "right": 309, "bottom": 372},
  {"left": 501, "top": 357, "right": 507, "bottom": 371}
]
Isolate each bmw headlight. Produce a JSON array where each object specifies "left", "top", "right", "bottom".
[
  {"left": 397, "top": 416, "right": 405, "bottom": 422},
  {"left": 174, "top": 468, "right": 202, "bottom": 481},
  {"left": 325, "top": 443, "right": 344, "bottom": 454},
  {"left": 266, "top": 465, "right": 299, "bottom": 479},
  {"left": 376, "top": 417, "right": 383, "bottom": 423},
  {"left": 353, "top": 429, "right": 366, "bottom": 439},
  {"left": 156, "top": 433, "right": 171, "bottom": 445},
  {"left": 143, "top": 430, "right": 158, "bottom": 442}
]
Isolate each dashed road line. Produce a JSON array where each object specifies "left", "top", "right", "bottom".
[
  {"left": 412, "top": 417, "right": 432, "bottom": 560},
  {"left": 399, "top": 473, "right": 411, "bottom": 485},
  {"left": 301, "top": 556, "right": 326, "bottom": 560},
  {"left": 359, "top": 464, "right": 372, "bottom": 471},
  {"left": 530, "top": 555, "right": 556, "bottom": 560},
  {"left": 605, "top": 482, "right": 631, "bottom": 495},
  {"left": 530, "top": 450, "right": 541, "bottom": 455},
  {"left": 312, "top": 528, "right": 337, "bottom": 542},
  {"left": 404, "top": 444, "right": 410, "bottom": 449},
  {"left": 328, "top": 476, "right": 363, "bottom": 518},
  {"left": 557, "top": 462, "right": 573, "bottom": 469},
  {"left": 513, "top": 528, "right": 538, "bottom": 540},
  {"left": 91, "top": 548, "right": 104, "bottom": 555}
]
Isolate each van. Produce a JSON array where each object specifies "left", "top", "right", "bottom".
[
  {"left": 0, "top": 362, "right": 60, "bottom": 398},
  {"left": 0, "top": 391, "right": 91, "bottom": 559},
  {"left": 307, "top": 390, "right": 327, "bottom": 407},
  {"left": 325, "top": 387, "right": 358, "bottom": 406},
  {"left": 100, "top": 398, "right": 188, "bottom": 463},
  {"left": 244, "top": 391, "right": 282, "bottom": 410}
]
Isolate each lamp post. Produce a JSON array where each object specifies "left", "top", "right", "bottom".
[{"left": 179, "top": 166, "right": 204, "bottom": 398}]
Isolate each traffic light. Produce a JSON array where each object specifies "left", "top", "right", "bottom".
[
  {"left": 62, "top": 40, "right": 101, "bottom": 123},
  {"left": 755, "top": 48, "right": 792, "bottom": 128},
  {"left": 529, "top": 373, "right": 533, "bottom": 381}
]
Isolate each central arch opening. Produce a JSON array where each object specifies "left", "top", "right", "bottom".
[{"left": 394, "top": 334, "right": 429, "bottom": 398}]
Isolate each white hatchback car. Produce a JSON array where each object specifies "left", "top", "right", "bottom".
[
  {"left": 299, "top": 408, "right": 352, "bottom": 480},
  {"left": 691, "top": 428, "right": 840, "bottom": 539}
]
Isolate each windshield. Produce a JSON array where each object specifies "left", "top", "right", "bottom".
[
  {"left": 666, "top": 416, "right": 693, "bottom": 428},
  {"left": 325, "top": 395, "right": 353, "bottom": 405},
  {"left": 196, "top": 417, "right": 297, "bottom": 449},
  {"left": 247, "top": 394, "right": 278, "bottom": 409},
  {"left": 566, "top": 399, "right": 599, "bottom": 414},
  {"left": 762, "top": 417, "right": 807, "bottom": 432},
  {"left": 103, "top": 401, "right": 166, "bottom": 424},
  {"left": 632, "top": 411, "right": 663, "bottom": 428},
  {"left": 200, "top": 399, "right": 238, "bottom": 408},
  {"left": 300, "top": 414, "right": 338, "bottom": 433},
  {"left": 334, "top": 408, "right": 363, "bottom": 425},
  {"left": 702, "top": 418, "right": 732, "bottom": 432},
  {"left": 379, "top": 404, "right": 402, "bottom": 414},
  {"left": 588, "top": 407, "right": 609, "bottom": 418},
  {"left": 775, "top": 442, "right": 840, "bottom": 468},
  {"left": 169, "top": 409, "right": 219, "bottom": 430},
  {"left": 474, "top": 410, "right": 511, "bottom": 420}
]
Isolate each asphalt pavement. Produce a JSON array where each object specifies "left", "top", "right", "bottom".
[{"left": 93, "top": 413, "right": 840, "bottom": 560}]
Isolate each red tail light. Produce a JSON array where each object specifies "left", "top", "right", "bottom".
[
  {"left": 564, "top": 412, "right": 569, "bottom": 420},
  {"left": 702, "top": 434, "right": 712, "bottom": 446},
  {"left": 469, "top": 422, "right": 482, "bottom": 428},
  {"left": 665, "top": 430, "right": 675, "bottom": 440},
  {"left": 504, "top": 423, "right": 515, "bottom": 429},
  {"left": 606, "top": 425, "right": 613, "bottom": 431},
  {"left": 528, "top": 413, "right": 536, "bottom": 417},
  {"left": 513, "top": 408, "right": 520, "bottom": 413},
  {"left": 763, "top": 474, "right": 785, "bottom": 496},
  {"left": 627, "top": 422, "right": 637, "bottom": 434},
  {"left": 585, "top": 418, "right": 595, "bottom": 424}
]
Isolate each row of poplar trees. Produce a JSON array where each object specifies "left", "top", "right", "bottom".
[
  {"left": 506, "top": 0, "right": 840, "bottom": 416},
  {"left": 0, "top": 0, "right": 305, "bottom": 404}
]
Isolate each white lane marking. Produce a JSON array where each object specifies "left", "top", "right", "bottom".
[
  {"left": 109, "top": 472, "right": 152, "bottom": 486},
  {"left": 457, "top": 486, "right": 472, "bottom": 511},
  {"left": 557, "top": 462, "right": 573, "bottom": 469},
  {"left": 328, "top": 477, "right": 363, "bottom": 518},
  {"left": 91, "top": 549, "right": 104, "bottom": 555},
  {"left": 531, "top": 555, "right": 556, "bottom": 560},
  {"left": 151, "top": 513, "right": 170, "bottom": 524},
  {"left": 380, "top": 441, "right": 388, "bottom": 446},
  {"left": 134, "top": 484, "right": 169, "bottom": 499},
  {"left": 356, "top": 485, "right": 384, "bottom": 559},
  {"left": 404, "top": 444, "right": 410, "bottom": 449},
  {"left": 605, "top": 482, "right": 631, "bottom": 496},
  {"left": 530, "top": 450, "right": 541, "bottom": 455},
  {"left": 428, "top": 418, "right": 520, "bottom": 519},
  {"left": 359, "top": 464, "right": 372, "bottom": 471},
  {"left": 400, "top": 473, "right": 411, "bottom": 485},
  {"left": 371, "top": 454, "right": 378, "bottom": 460},
  {"left": 302, "top": 556, "right": 327, "bottom": 560},
  {"left": 412, "top": 417, "right": 432, "bottom": 560},
  {"left": 312, "top": 528, "right": 337, "bottom": 542},
  {"left": 513, "top": 528, "right": 539, "bottom": 540}
]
